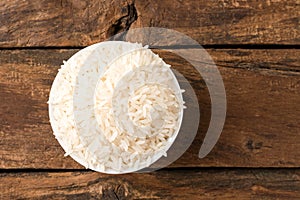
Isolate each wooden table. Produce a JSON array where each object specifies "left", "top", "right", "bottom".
[{"left": 1, "top": 0, "right": 299, "bottom": 199}]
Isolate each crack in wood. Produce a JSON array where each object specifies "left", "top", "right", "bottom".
[{"left": 106, "top": 1, "right": 138, "bottom": 40}]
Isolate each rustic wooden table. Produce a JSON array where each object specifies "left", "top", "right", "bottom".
[{"left": 1, "top": 0, "right": 299, "bottom": 199}]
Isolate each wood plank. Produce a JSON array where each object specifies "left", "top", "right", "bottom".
[
  {"left": 1, "top": 169, "right": 299, "bottom": 199},
  {"left": 157, "top": 49, "right": 300, "bottom": 168},
  {"left": 0, "top": 0, "right": 299, "bottom": 47},
  {"left": 0, "top": 49, "right": 299, "bottom": 169},
  {"left": 132, "top": 0, "right": 300, "bottom": 45},
  {"left": 0, "top": 0, "right": 136, "bottom": 47}
]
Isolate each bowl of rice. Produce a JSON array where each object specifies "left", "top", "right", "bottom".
[{"left": 48, "top": 41, "right": 185, "bottom": 174}]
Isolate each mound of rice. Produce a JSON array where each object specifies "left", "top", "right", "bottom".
[{"left": 48, "top": 41, "right": 185, "bottom": 173}]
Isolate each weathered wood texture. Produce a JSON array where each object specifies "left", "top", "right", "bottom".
[
  {"left": 0, "top": 49, "right": 299, "bottom": 169},
  {"left": 0, "top": 0, "right": 299, "bottom": 47},
  {"left": 1, "top": 169, "right": 299, "bottom": 199}
]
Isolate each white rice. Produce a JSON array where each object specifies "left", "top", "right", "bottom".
[{"left": 48, "top": 41, "right": 185, "bottom": 174}]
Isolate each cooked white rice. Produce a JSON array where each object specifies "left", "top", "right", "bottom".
[{"left": 48, "top": 41, "right": 185, "bottom": 173}]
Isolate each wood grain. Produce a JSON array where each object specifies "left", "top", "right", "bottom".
[
  {"left": 0, "top": 49, "right": 299, "bottom": 169},
  {"left": 0, "top": 0, "right": 299, "bottom": 47},
  {"left": 1, "top": 169, "right": 299, "bottom": 199},
  {"left": 132, "top": 0, "right": 300, "bottom": 45},
  {"left": 0, "top": 0, "right": 136, "bottom": 47}
]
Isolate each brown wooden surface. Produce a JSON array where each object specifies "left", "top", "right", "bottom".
[
  {"left": 0, "top": 49, "right": 299, "bottom": 169},
  {"left": 1, "top": 0, "right": 299, "bottom": 199},
  {"left": 1, "top": 169, "right": 299, "bottom": 200},
  {"left": 0, "top": 0, "right": 299, "bottom": 47}
]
